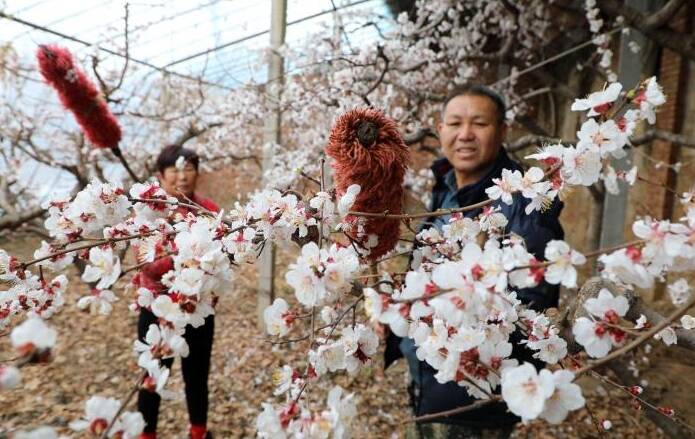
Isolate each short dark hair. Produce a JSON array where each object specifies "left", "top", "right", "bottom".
[
  {"left": 156, "top": 145, "right": 200, "bottom": 174},
  {"left": 442, "top": 84, "right": 506, "bottom": 125}
]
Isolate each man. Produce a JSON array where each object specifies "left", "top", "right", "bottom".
[
  {"left": 385, "top": 85, "right": 564, "bottom": 438},
  {"left": 134, "top": 145, "right": 219, "bottom": 439}
]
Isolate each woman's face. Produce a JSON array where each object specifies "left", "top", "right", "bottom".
[{"left": 157, "top": 161, "right": 198, "bottom": 199}]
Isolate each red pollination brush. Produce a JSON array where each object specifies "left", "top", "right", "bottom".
[
  {"left": 325, "top": 108, "right": 409, "bottom": 261},
  {"left": 36, "top": 44, "right": 139, "bottom": 181}
]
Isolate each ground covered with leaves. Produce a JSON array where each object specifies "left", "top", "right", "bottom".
[{"left": 0, "top": 237, "right": 691, "bottom": 438}]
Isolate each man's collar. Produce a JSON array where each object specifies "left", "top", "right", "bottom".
[{"left": 443, "top": 168, "right": 459, "bottom": 193}]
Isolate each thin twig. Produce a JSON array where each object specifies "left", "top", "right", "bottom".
[
  {"left": 111, "top": 146, "right": 141, "bottom": 183},
  {"left": 411, "top": 396, "right": 502, "bottom": 422},
  {"left": 300, "top": 171, "right": 321, "bottom": 187},
  {"left": 99, "top": 371, "right": 147, "bottom": 439},
  {"left": 590, "top": 371, "right": 695, "bottom": 434},
  {"left": 583, "top": 397, "right": 607, "bottom": 438},
  {"left": 128, "top": 197, "right": 206, "bottom": 213},
  {"left": 22, "top": 231, "right": 160, "bottom": 268},
  {"left": 491, "top": 27, "right": 622, "bottom": 87},
  {"left": 110, "top": 2, "right": 130, "bottom": 95},
  {"left": 121, "top": 253, "right": 172, "bottom": 276},
  {"left": 349, "top": 198, "right": 492, "bottom": 220},
  {"left": 511, "top": 240, "right": 644, "bottom": 272}
]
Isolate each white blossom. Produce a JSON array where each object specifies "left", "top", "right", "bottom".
[
  {"left": 324, "top": 386, "right": 357, "bottom": 438},
  {"left": 599, "top": 248, "right": 653, "bottom": 289},
  {"left": 33, "top": 241, "right": 74, "bottom": 272},
  {"left": 486, "top": 169, "right": 522, "bottom": 205},
  {"left": 501, "top": 363, "right": 555, "bottom": 422},
  {"left": 309, "top": 342, "right": 346, "bottom": 376},
  {"left": 539, "top": 370, "right": 585, "bottom": 424},
  {"left": 12, "top": 426, "right": 58, "bottom": 439},
  {"left": 637, "top": 76, "right": 666, "bottom": 124},
  {"left": 341, "top": 324, "right": 379, "bottom": 374},
  {"left": 543, "top": 240, "right": 586, "bottom": 288},
  {"left": 264, "top": 298, "right": 295, "bottom": 337},
  {"left": 680, "top": 315, "right": 695, "bottom": 330},
  {"left": 77, "top": 289, "right": 118, "bottom": 315},
  {"left": 584, "top": 289, "right": 629, "bottom": 319},
  {"left": 571, "top": 82, "right": 622, "bottom": 116},
  {"left": 69, "top": 396, "right": 121, "bottom": 434},
  {"left": 576, "top": 119, "right": 627, "bottom": 159},
  {"left": 337, "top": 184, "right": 361, "bottom": 218},
  {"left": 529, "top": 335, "right": 568, "bottom": 365},
  {"left": 256, "top": 403, "right": 286, "bottom": 439},
  {"left": 561, "top": 147, "right": 602, "bottom": 186},
  {"left": 272, "top": 365, "right": 295, "bottom": 396},
  {"left": 667, "top": 279, "right": 691, "bottom": 306},
  {"left": 81, "top": 246, "right": 121, "bottom": 289},
  {"left": 0, "top": 365, "right": 21, "bottom": 390},
  {"left": 11, "top": 317, "right": 57, "bottom": 356},
  {"left": 573, "top": 317, "right": 613, "bottom": 358},
  {"left": 654, "top": 326, "right": 677, "bottom": 346}
]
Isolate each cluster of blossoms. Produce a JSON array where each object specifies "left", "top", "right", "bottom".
[
  {"left": 69, "top": 396, "right": 145, "bottom": 438},
  {"left": 255, "top": 78, "right": 684, "bottom": 434},
  {"left": 131, "top": 187, "right": 362, "bottom": 397},
  {"left": 128, "top": 181, "right": 178, "bottom": 221},
  {"left": 0, "top": 179, "right": 358, "bottom": 430},
  {"left": 231, "top": 189, "right": 317, "bottom": 244},
  {"left": 0, "top": 249, "right": 67, "bottom": 329},
  {"left": 284, "top": 242, "right": 360, "bottom": 308},
  {"left": 264, "top": 323, "right": 378, "bottom": 406},
  {"left": 254, "top": 186, "right": 387, "bottom": 436},
  {"left": 42, "top": 182, "right": 132, "bottom": 243},
  {"left": 256, "top": 180, "right": 396, "bottom": 435},
  {"left": 3, "top": 75, "right": 691, "bottom": 435},
  {"left": 599, "top": 205, "right": 695, "bottom": 291},
  {"left": 227, "top": 184, "right": 361, "bottom": 248},
  {"left": 264, "top": 270, "right": 379, "bottom": 384},
  {"left": 263, "top": 227, "right": 589, "bottom": 431},
  {"left": 487, "top": 78, "right": 665, "bottom": 212},
  {"left": 308, "top": 323, "right": 379, "bottom": 376},
  {"left": 364, "top": 235, "right": 585, "bottom": 414},
  {"left": 0, "top": 317, "right": 57, "bottom": 391},
  {"left": 260, "top": 310, "right": 373, "bottom": 436},
  {"left": 262, "top": 188, "right": 592, "bottom": 430},
  {"left": 408, "top": 208, "right": 508, "bottom": 270},
  {"left": 573, "top": 289, "right": 630, "bottom": 357},
  {"left": 501, "top": 365, "right": 585, "bottom": 423},
  {"left": 0, "top": 170, "right": 363, "bottom": 434},
  {"left": 582, "top": 0, "right": 618, "bottom": 82},
  {"left": 257, "top": 386, "right": 356, "bottom": 439},
  {"left": 156, "top": 216, "right": 232, "bottom": 328},
  {"left": 41, "top": 180, "right": 177, "bottom": 249},
  {"left": 133, "top": 323, "right": 189, "bottom": 396},
  {"left": 522, "top": 313, "right": 568, "bottom": 365}
]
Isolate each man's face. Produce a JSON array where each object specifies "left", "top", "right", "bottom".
[
  {"left": 157, "top": 162, "right": 198, "bottom": 199},
  {"left": 437, "top": 94, "right": 506, "bottom": 185}
]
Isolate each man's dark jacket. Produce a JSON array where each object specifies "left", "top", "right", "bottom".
[{"left": 384, "top": 150, "right": 564, "bottom": 428}]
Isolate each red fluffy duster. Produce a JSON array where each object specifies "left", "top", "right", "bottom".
[
  {"left": 325, "top": 108, "right": 409, "bottom": 260},
  {"left": 36, "top": 44, "right": 121, "bottom": 149}
]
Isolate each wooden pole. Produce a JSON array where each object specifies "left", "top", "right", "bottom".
[{"left": 258, "top": 0, "right": 287, "bottom": 330}]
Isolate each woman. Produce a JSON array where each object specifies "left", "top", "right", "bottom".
[{"left": 134, "top": 145, "right": 219, "bottom": 439}]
